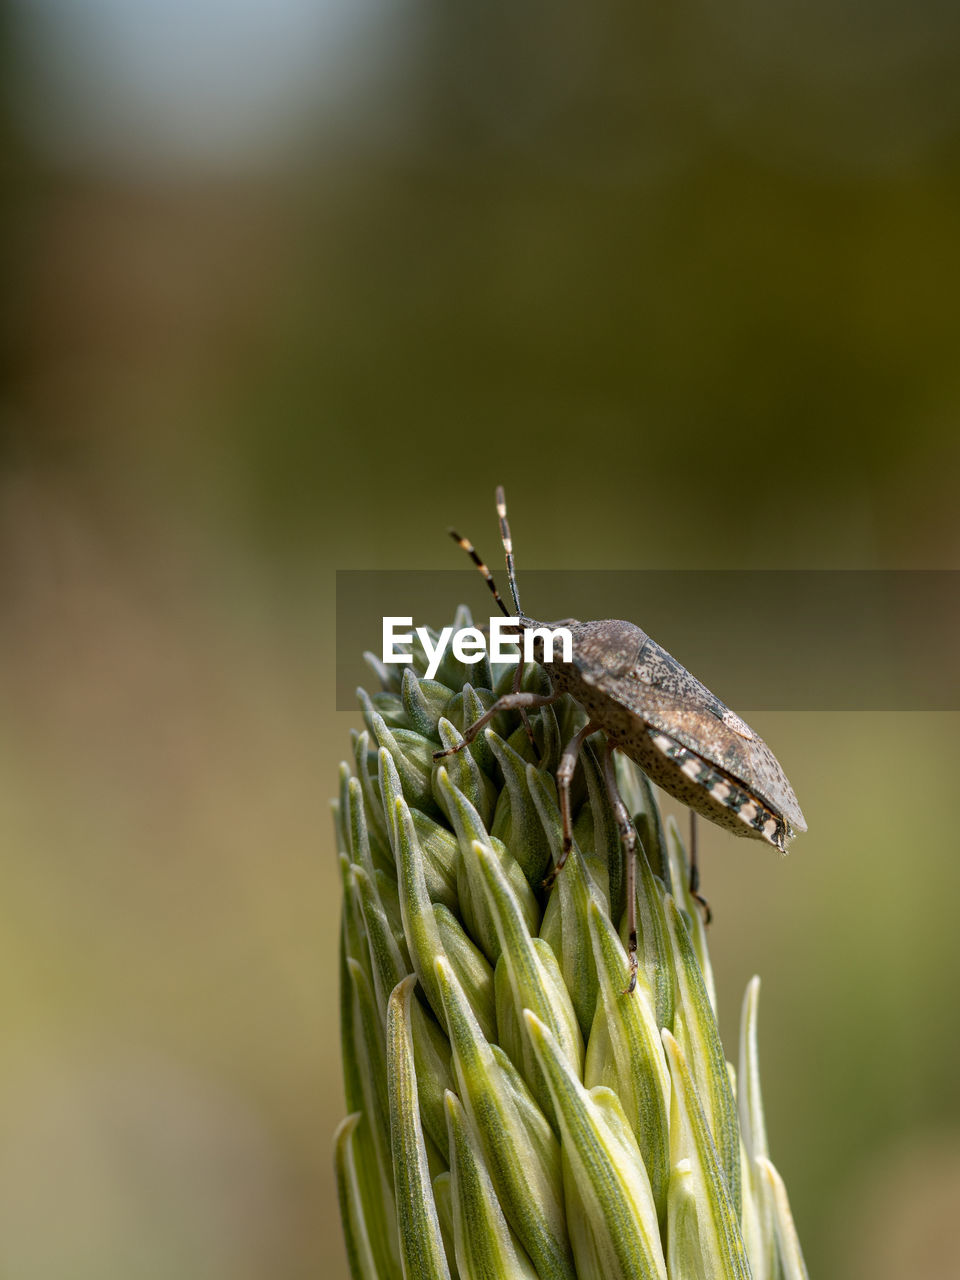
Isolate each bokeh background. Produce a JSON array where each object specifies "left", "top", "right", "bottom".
[{"left": 2, "top": 2, "right": 959, "bottom": 1276}]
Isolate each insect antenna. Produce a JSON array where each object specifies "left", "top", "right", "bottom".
[
  {"left": 446, "top": 529, "right": 511, "bottom": 618},
  {"left": 447, "top": 497, "right": 539, "bottom": 758},
  {"left": 495, "top": 484, "right": 523, "bottom": 617}
]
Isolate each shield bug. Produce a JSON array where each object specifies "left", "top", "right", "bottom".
[{"left": 433, "top": 486, "right": 806, "bottom": 990}]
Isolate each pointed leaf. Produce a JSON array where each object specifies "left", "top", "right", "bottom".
[
  {"left": 524, "top": 1011, "right": 667, "bottom": 1280},
  {"left": 665, "top": 894, "right": 741, "bottom": 1215},
  {"left": 433, "top": 956, "right": 574, "bottom": 1280},
  {"left": 664, "top": 815, "right": 716, "bottom": 1012},
  {"left": 335, "top": 1113, "right": 394, "bottom": 1280},
  {"left": 434, "top": 717, "right": 497, "bottom": 826},
  {"left": 473, "top": 838, "right": 583, "bottom": 1119},
  {"left": 435, "top": 767, "right": 539, "bottom": 964},
  {"left": 756, "top": 1157, "right": 809, "bottom": 1280},
  {"left": 401, "top": 667, "right": 451, "bottom": 740},
  {"left": 351, "top": 863, "right": 410, "bottom": 1018},
  {"left": 584, "top": 898, "right": 670, "bottom": 1224},
  {"left": 444, "top": 1089, "right": 540, "bottom": 1280},
  {"left": 487, "top": 728, "right": 554, "bottom": 883},
  {"left": 527, "top": 763, "right": 603, "bottom": 1040},
  {"left": 662, "top": 1029, "right": 752, "bottom": 1280},
  {"left": 386, "top": 976, "right": 452, "bottom": 1280}
]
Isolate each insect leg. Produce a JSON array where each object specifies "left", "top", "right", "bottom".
[
  {"left": 511, "top": 656, "right": 541, "bottom": 759},
  {"left": 602, "top": 744, "right": 639, "bottom": 994},
  {"left": 542, "top": 720, "right": 600, "bottom": 889},
  {"left": 431, "top": 691, "right": 560, "bottom": 760},
  {"left": 688, "top": 812, "right": 712, "bottom": 925}
]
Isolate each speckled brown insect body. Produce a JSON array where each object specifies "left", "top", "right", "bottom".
[
  {"left": 434, "top": 488, "right": 805, "bottom": 989},
  {"left": 540, "top": 618, "right": 806, "bottom": 852}
]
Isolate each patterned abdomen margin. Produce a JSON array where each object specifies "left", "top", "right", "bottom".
[{"left": 648, "top": 728, "right": 789, "bottom": 851}]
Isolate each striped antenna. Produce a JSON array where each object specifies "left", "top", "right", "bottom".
[
  {"left": 495, "top": 485, "right": 523, "bottom": 616},
  {"left": 447, "top": 529, "right": 511, "bottom": 618},
  {"left": 448, "top": 490, "right": 535, "bottom": 755}
]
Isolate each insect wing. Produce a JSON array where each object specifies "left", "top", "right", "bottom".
[{"left": 583, "top": 638, "right": 806, "bottom": 833}]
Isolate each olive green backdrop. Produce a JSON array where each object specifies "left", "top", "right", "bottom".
[{"left": 2, "top": 2, "right": 959, "bottom": 1276}]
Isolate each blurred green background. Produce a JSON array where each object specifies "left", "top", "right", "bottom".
[{"left": 2, "top": 1, "right": 959, "bottom": 1276}]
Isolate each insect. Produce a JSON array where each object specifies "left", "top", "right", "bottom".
[{"left": 433, "top": 486, "right": 806, "bottom": 991}]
